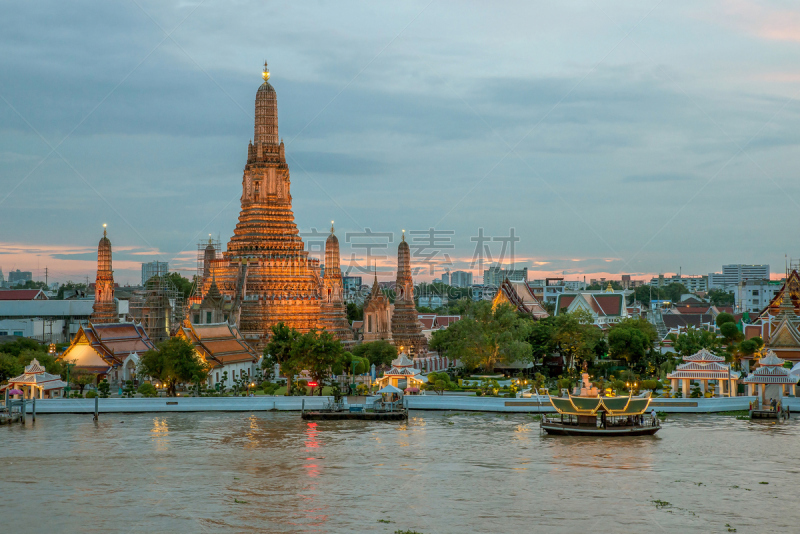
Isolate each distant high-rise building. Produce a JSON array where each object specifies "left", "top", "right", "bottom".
[
  {"left": 483, "top": 265, "right": 527, "bottom": 287},
  {"left": 441, "top": 272, "right": 450, "bottom": 285},
  {"left": 649, "top": 274, "right": 708, "bottom": 293},
  {"left": 708, "top": 264, "right": 770, "bottom": 290},
  {"left": 449, "top": 270, "right": 473, "bottom": 288},
  {"left": 141, "top": 261, "right": 169, "bottom": 285},
  {"left": 8, "top": 269, "right": 32, "bottom": 287}
]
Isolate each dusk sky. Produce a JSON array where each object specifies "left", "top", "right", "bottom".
[{"left": 2, "top": 0, "right": 800, "bottom": 286}]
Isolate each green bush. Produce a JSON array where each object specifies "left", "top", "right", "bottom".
[
  {"left": 641, "top": 380, "right": 659, "bottom": 391},
  {"left": 261, "top": 382, "right": 280, "bottom": 395},
  {"left": 138, "top": 383, "right": 158, "bottom": 397},
  {"left": 85, "top": 390, "right": 97, "bottom": 399}
]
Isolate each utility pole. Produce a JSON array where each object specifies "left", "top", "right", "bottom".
[{"left": 45, "top": 267, "right": 48, "bottom": 287}]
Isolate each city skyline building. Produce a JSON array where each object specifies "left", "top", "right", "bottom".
[
  {"left": 141, "top": 261, "right": 169, "bottom": 285},
  {"left": 709, "top": 264, "right": 770, "bottom": 289}
]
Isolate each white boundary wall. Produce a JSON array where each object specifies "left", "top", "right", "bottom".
[
  {"left": 18, "top": 394, "right": 797, "bottom": 414},
  {"left": 23, "top": 396, "right": 333, "bottom": 414},
  {"left": 404, "top": 395, "right": 765, "bottom": 413}
]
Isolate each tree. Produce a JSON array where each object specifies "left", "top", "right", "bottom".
[
  {"left": 719, "top": 322, "right": 742, "bottom": 343},
  {"left": 138, "top": 383, "right": 158, "bottom": 397},
  {"left": 352, "top": 340, "right": 397, "bottom": 367},
  {"left": 71, "top": 368, "right": 97, "bottom": 395},
  {"left": 138, "top": 337, "right": 208, "bottom": 397},
  {"left": 663, "top": 283, "right": 689, "bottom": 303},
  {"left": 0, "top": 341, "right": 62, "bottom": 383},
  {"left": 551, "top": 309, "right": 601, "bottom": 369},
  {"left": 166, "top": 272, "right": 194, "bottom": 299},
  {"left": 263, "top": 322, "right": 301, "bottom": 396},
  {"left": 20, "top": 280, "right": 48, "bottom": 290},
  {"left": 97, "top": 378, "right": 110, "bottom": 398},
  {"left": 527, "top": 316, "right": 556, "bottom": 365},
  {"left": 346, "top": 303, "right": 363, "bottom": 322},
  {"left": 715, "top": 313, "right": 736, "bottom": 328},
  {"left": 424, "top": 371, "right": 452, "bottom": 395},
  {"left": 608, "top": 317, "right": 657, "bottom": 368},
  {"left": 430, "top": 301, "right": 532, "bottom": 372},
  {"left": 294, "top": 330, "right": 344, "bottom": 395},
  {"left": 708, "top": 289, "right": 735, "bottom": 306},
  {"left": 667, "top": 327, "right": 720, "bottom": 356}
]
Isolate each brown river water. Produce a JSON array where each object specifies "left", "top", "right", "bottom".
[{"left": 1, "top": 411, "right": 798, "bottom": 533}]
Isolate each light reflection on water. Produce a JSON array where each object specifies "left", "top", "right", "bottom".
[{"left": 2, "top": 411, "right": 800, "bottom": 533}]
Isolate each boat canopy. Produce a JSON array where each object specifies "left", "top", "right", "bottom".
[{"left": 550, "top": 395, "right": 651, "bottom": 416}]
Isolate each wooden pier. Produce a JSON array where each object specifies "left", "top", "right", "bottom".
[{"left": 1, "top": 395, "right": 35, "bottom": 425}]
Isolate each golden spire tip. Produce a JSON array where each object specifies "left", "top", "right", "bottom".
[{"left": 262, "top": 60, "right": 270, "bottom": 81}]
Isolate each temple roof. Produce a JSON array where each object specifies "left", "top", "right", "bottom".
[
  {"left": 744, "top": 351, "right": 796, "bottom": 383},
  {"left": 391, "top": 353, "right": 414, "bottom": 367},
  {"left": 682, "top": 348, "right": 725, "bottom": 362},
  {"left": 3, "top": 359, "right": 67, "bottom": 390},
  {"left": 759, "top": 350, "right": 785, "bottom": 367},
  {"left": 180, "top": 321, "right": 259, "bottom": 367},
  {"left": 59, "top": 322, "right": 155, "bottom": 369},
  {"left": 554, "top": 291, "right": 624, "bottom": 318},
  {"left": 667, "top": 349, "right": 740, "bottom": 379},
  {"left": 495, "top": 279, "right": 549, "bottom": 318}
]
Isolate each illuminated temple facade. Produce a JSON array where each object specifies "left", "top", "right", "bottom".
[{"left": 203, "top": 63, "right": 322, "bottom": 347}]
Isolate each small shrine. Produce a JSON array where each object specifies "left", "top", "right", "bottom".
[
  {"left": 666, "top": 348, "right": 740, "bottom": 398},
  {"left": 1, "top": 359, "right": 67, "bottom": 399},
  {"left": 743, "top": 350, "right": 797, "bottom": 402},
  {"left": 375, "top": 353, "right": 426, "bottom": 391},
  {"left": 573, "top": 363, "right": 599, "bottom": 396}
]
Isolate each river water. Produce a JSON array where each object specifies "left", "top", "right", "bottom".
[{"left": 1, "top": 411, "right": 798, "bottom": 533}]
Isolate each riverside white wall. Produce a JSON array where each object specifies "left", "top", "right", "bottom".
[{"left": 18, "top": 394, "right": 777, "bottom": 414}]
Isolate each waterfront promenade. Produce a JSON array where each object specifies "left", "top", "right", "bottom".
[{"left": 11, "top": 394, "right": 790, "bottom": 415}]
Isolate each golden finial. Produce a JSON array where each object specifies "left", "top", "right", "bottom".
[
  {"left": 103, "top": 223, "right": 107, "bottom": 237},
  {"left": 402, "top": 229, "right": 405, "bottom": 242},
  {"left": 262, "top": 60, "right": 270, "bottom": 81},
  {"left": 331, "top": 220, "right": 335, "bottom": 234}
]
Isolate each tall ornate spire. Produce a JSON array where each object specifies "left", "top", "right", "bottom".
[
  {"left": 320, "top": 223, "right": 354, "bottom": 345},
  {"left": 253, "top": 59, "right": 278, "bottom": 146},
  {"left": 391, "top": 231, "right": 427, "bottom": 355},
  {"left": 204, "top": 64, "right": 321, "bottom": 346},
  {"left": 91, "top": 224, "right": 117, "bottom": 324}
]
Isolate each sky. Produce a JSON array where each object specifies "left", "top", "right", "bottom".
[{"left": 2, "top": 0, "right": 800, "bottom": 286}]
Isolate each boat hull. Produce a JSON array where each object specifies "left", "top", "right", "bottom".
[{"left": 541, "top": 422, "right": 660, "bottom": 436}]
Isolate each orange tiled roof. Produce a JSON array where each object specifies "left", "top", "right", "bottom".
[{"left": 180, "top": 322, "right": 258, "bottom": 367}]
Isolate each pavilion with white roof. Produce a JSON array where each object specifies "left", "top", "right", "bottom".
[
  {"left": 1, "top": 358, "right": 67, "bottom": 399},
  {"left": 666, "top": 348, "right": 740, "bottom": 398},
  {"left": 743, "top": 350, "right": 798, "bottom": 402},
  {"left": 375, "top": 353, "right": 426, "bottom": 390}
]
